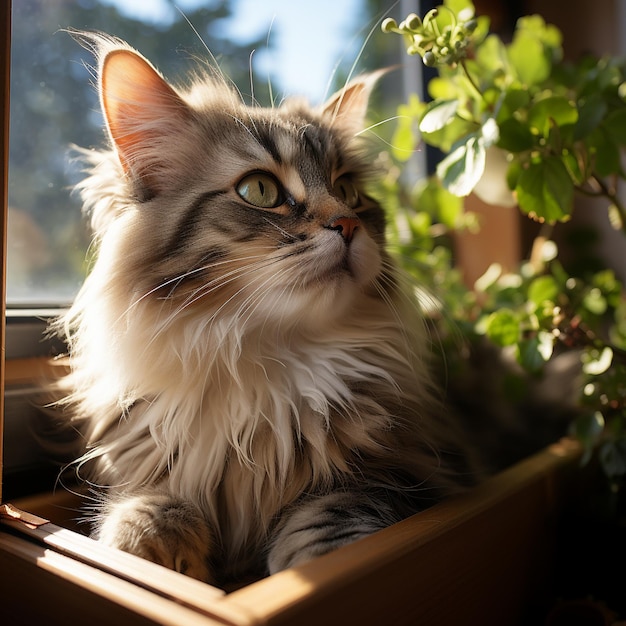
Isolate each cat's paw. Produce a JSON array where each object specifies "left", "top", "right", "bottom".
[
  {"left": 96, "top": 492, "right": 214, "bottom": 583},
  {"left": 268, "top": 491, "right": 399, "bottom": 574}
]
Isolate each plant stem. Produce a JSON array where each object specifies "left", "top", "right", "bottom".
[
  {"left": 459, "top": 59, "right": 484, "bottom": 102},
  {"left": 579, "top": 174, "right": 626, "bottom": 237}
]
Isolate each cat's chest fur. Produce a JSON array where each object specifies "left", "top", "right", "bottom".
[{"left": 96, "top": 305, "right": 412, "bottom": 557}]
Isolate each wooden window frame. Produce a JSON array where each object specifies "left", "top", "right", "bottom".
[{"left": 1, "top": 4, "right": 9, "bottom": 499}]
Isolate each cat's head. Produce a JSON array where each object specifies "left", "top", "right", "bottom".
[{"left": 74, "top": 33, "right": 392, "bottom": 334}]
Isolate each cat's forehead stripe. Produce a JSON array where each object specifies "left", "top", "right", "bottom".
[
  {"left": 252, "top": 125, "right": 283, "bottom": 165},
  {"left": 244, "top": 118, "right": 335, "bottom": 200}
]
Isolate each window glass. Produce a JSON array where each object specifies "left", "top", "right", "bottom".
[{"left": 7, "top": 0, "right": 369, "bottom": 306}]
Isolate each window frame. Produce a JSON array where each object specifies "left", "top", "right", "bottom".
[{"left": 1, "top": 0, "right": 11, "bottom": 503}]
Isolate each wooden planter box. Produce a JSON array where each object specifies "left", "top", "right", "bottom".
[{"left": 1, "top": 438, "right": 587, "bottom": 626}]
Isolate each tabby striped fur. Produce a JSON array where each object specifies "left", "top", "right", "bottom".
[{"left": 55, "top": 32, "right": 483, "bottom": 585}]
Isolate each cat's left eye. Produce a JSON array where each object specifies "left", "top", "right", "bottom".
[
  {"left": 236, "top": 172, "right": 284, "bottom": 208},
  {"left": 332, "top": 177, "right": 360, "bottom": 209}
]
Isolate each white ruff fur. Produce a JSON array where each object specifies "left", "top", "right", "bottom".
[{"left": 66, "top": 264, "right": 433, "bottom": 557}]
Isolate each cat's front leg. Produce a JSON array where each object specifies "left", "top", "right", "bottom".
[
  {"left": 95, "top": 490, "right": 214, "bottom": 583},
  {"left": 267, "top": 490, "right": 402, "bottom": 574}
]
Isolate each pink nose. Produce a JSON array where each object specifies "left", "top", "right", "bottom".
[{"left": 328, "top": 217, "right": 360, "bottom": 243}]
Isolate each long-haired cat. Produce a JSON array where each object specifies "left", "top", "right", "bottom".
[{"left": 53, "top": 31, "right": 556, "bottom": 586}]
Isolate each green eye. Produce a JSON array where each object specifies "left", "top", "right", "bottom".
[
  {"left": 333, "top": 176, "right": 360, "bottom": 209},
  {"left": 236, "top": 172, "right": 283, "bottom": 208}
]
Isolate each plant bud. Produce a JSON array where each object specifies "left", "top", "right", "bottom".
[
  {"left": 381, "top": 17, "right": 398, "bottom": 33},
  {"left": 405, "top": 13, "right": 422, "bottom": 31},
  {"left": 422, "top": 50, "right": 436, "bottom": 66}
]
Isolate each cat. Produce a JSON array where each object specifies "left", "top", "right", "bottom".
[{"left": 52, "top": 31, "right": 568, "bottom": 586}]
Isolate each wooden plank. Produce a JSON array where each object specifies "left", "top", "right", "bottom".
[
  {"left": 0, "top": 532, "right": 233, "bottom": 626},
  {"left": 3, "top": 439, "right": 584, "bottom": 626},
  {"left": 0, "top": 506, "right": 253, "bottom": 626},
  {"left": 224, "top": 439, "right": 583, "bottom": 626},
  {"left": 4, "top": 356, "right": 69, "bottom": 386}
]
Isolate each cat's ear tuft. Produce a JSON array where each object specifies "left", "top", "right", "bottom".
[
  {"left": 321, "top": 69, "right": 388, "bottom": 136},
  {"left": 99, "top": 46, "right": 190, "bottom": 190}
]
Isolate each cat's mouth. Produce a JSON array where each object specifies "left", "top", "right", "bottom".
[{"left": 301, "top": 230, "right": 381, "bottom": 288}]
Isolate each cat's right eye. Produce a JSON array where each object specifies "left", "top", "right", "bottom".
[{"left": 236, "top": 172, "right": 284, "bottom": 209}]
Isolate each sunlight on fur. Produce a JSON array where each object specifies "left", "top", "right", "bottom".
[{"left": 49, "top": 29, "right": 544, "bottom": 587}]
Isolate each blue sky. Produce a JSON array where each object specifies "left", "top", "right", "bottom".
[{"left": 100, "top": 0, "right": 368, "bottom": 103}]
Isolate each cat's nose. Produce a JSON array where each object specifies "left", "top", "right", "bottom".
[{"left": 327, "top": 216, "right": 360, "bottom": 243}]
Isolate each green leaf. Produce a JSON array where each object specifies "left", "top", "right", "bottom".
[
  {"left": 516, "top": 14, "right": 562, "bottom": 49},
  {"left": 444, "top": 0, "right": 475, "bottom": 15},
  {"left": 582, "top": 287, "right": 608, "bottom": 315},
  {"left": 428, "top": 77, "right": 459, "bottom": 100},
  {"left": 528, "top": 275, "right": 558, "bottom": 306},
  {"left": 391, "top": 124, "right": 416, "bottom": 162},
  {"left": 516, "top": 157, "right": 574, "bottom": 222},
  {"left": 571, "top": 412, "right": 605, "bottom": 447},
  {"left": 484, "top": 308, "right": 520, "bottom": 346},
  {"left": 506, "top": 159, "right": 522, "bottom": 191},
  {"left": 498, "top": 88, "right": 531, "bottom": 119},
  {"left": 421, "top": 115, "right": 478, "bottom": 152},
  {"left": 588, "top": 127, "right": 622, "bottom": 177},
  {"left": 602, "top": 107, "right": 626, "bottom": 145},
  {"left": 411, "top": 177, "right": 463, "bottom": 229},
  {"left": 528, "top": 96, "right": 578, "bottom": 138},
  {"left": 593, "top": 269, "right": 621, "bottom": 299},
  {"left": 575, "top": 93, "right": 608, "bottom": 140},
  {"left": 497, "top": 118, "right": 535, "bottom": 152},
  {"left": 409, "top": 211, "right": 432, "bottom": 236},
  {"left": 392, "top": 96, "right": 425, "bottom": 162},
  {"left": 561, "top": 150, "right": 586, "bottom": 185},
  {"left": 481, "top": 118, "right": 499, "bottom": 147},
  {"left": 508, "top": 31, "right": 549, "bottom": 85},
  {"left": 516, "top": 337, "right": 545, "bottom": 372},
  {"left": 436, "top": 134, "right": 486, "bottom": 197},
  {"left": 474, "top": 33, "right": 506, "bottom": 74},
  {"left": 419, "top": 99, "right": 460, "bottom": 133}
]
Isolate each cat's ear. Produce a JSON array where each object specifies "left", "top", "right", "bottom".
[
  {"left": 321, "top": 70, "right": 387, "bottom": 135},
  {"left": 99, "top": 46, "right": 190, "bottom": 191}
]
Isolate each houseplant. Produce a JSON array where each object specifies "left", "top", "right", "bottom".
[{"left": 378, "top": 0, "right": 626, "bottom": 493}]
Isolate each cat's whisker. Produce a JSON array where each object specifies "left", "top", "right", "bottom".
[
  {"left": 119, "top": 256, "right": 282, "bottom": 364},
  {"left": 138, "top": 251, "right": 275, "bottom": 307},
  {"left": 355, "top": 115, "right": 411, "bottom": 138},
  {"left": 264, "top": 16, "right": 277, "bottom": 108},
  {"left": 248, "top": 49, "right": 257, "bottom": 106},
  {"left": 260, "top": 215, "right": 299, "bottom": 243},
  {"left": 154, "top": 255, "right": 292, "bottom": 346},
  {"left": 180, "top": 254, "right": 283, "bottom": 309},
  {"left": 175, "top": 9, "right": 246, "bottom": 108},
  {"left": 227, "top": 112, "right": 268, "bottom": 153}
]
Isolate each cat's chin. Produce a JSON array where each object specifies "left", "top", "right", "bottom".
[
  {"left": 271, "top": 282, "right": 363, "bottom": 330},
  {"left": 308, "top": 229, "right": 382, "bottom": 288},
  {"left": 277, "top": 269, "right": 381, "bottom": 330}
]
